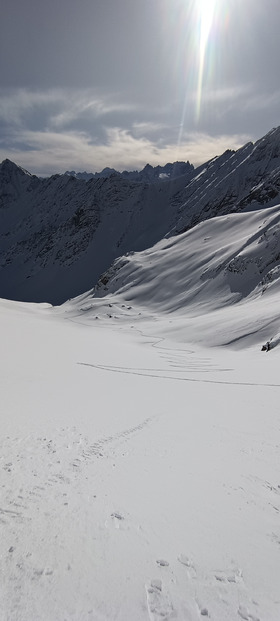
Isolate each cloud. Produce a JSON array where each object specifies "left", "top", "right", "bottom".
[
  {"left": 132, "top": 121, "right": 168, "bottom": 137},
  {"left": 0, "top": 128, "right": 157, "bottom": 175},
  {"left": 172, "top": 131, "right": 252, "bottom": 166},
  {"left": 241, "top": 90, "right": 280, "bottom": 112},
  {"left": 0, "top": 87, "right": 260, "bottom": 176},
  {"left": 198, "top": 84, "right": 252, "bottom": 104},
  {"left": 0, "top": 88, "right": 136, "bottom": 129},
  {"left": 0, "top": 89, "right": 63, "bottom": 126},
  {"left": 0, "top": 123, "right": 251, "bottom": 176},
  {"left": 200, "top": 84, "right": 280, "bottom": 116},
  {"left": 48, "top": 92, "right": 136, "bottom": 129}
]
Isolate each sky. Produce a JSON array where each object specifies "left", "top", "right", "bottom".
[{"left": 1, "top": 0, "right": 280, "bottom": 176}]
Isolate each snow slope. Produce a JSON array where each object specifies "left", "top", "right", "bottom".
[
  {"left": 1, "top": 296, "right": 280, "bottom": 621},
  {"left": 68, "top": 203, "right": 280, "bottom": 350},
  {"left": 1, "top": 198, "right": 280, "bottom": 619}
]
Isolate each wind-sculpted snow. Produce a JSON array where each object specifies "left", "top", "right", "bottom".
[{"left": 1, "top": 127, "right": 280, "bottom": 304}]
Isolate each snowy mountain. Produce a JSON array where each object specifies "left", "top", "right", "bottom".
[
  {"left": 64, "top": 167, "right": 118, "bottom": 181},
  {"left": 0, "top": 159, "right": 193, "bottom": 304},
  {"left": 1, "top": 127, "right": 280, "bottom": 305},
  {"left": 169, "top": 126, "right": 280, "bottom": 234},
  {"left": 64, "top": 160, "right": 194, "bottom": 183}
]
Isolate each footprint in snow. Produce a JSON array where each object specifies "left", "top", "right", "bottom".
[
  {"left": 178, "top": 553, "right": 193, "bottom": 567},
  {"left": 197, "top": 602, "right": 209, "bottom": 617},
  {"left": 146, "top": 579, "right": 174, "bottom": 621},
  {"left": 178, "top": 553, "right": 197, "bottom": 577},
  {"left": 238, "top": 604, "right": 260, "bottom": 621},
  {"left": 110, "top": 512, "right": 124, "bottom": 529},
  {"left": 215, "top": 567, "right": 243, "bottom": 584},
  {"left": 111, "top": 512, "right": 124, "bottom": 520}
]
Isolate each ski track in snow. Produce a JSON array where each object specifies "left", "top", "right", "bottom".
[{"left": 77, "top": 360, "right": 280, "bottom": 388}]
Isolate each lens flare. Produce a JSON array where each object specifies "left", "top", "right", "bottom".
[{"left": 196, "top": 0, "right": 218, "bottom": 120}]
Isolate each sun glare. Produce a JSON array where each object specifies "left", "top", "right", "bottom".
[
  {"left": 175, "top": 0, "right": 220, "bottom": 152},
  {"left": 196, "top": 0, "right": 218, "bottom": 120}
]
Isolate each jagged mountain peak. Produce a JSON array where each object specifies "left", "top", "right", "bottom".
[
  {"left": 0, "top": 158, "right": 40, "bottom": 211},
  {"left": 0, "top": 158, "right": 33, "bottom": 177},
  {"left": 64, "top": 160, "right": 194, "bottom": 183},
  {"left": 251, "top": 127, "right": 280, "bottom": 162}
]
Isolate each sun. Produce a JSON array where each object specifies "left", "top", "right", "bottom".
[
  {"left": 198, "top": 0, "right": 217, "bottom": 45},
  {"left": 196, "top": 0, "right": 218, "bottom": 120}
]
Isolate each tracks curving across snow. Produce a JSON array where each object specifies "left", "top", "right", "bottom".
[{"left": 77, "top": 360, "right": 280, "bottom": 388}]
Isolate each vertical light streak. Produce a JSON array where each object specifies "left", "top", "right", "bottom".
[{"left": 196, "top": 0, "right": 217, "bottom": 121}]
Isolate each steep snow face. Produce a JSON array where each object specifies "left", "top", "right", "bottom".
[
  {"left": 88, "top": 204, "right": 280, "bottom": 309},
  {"left": 169, "top": 127, "right": 280, "bottom": 234},
  {"left": 1, "top": 127, "right": 280, "bottom": 305},
  {"left": 70, "top": 204, "right": 280, "bottom": 348}
]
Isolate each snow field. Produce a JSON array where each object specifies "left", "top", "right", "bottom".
[{"left": 1, "top": 300, "right": 280, "bottom": 620}]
